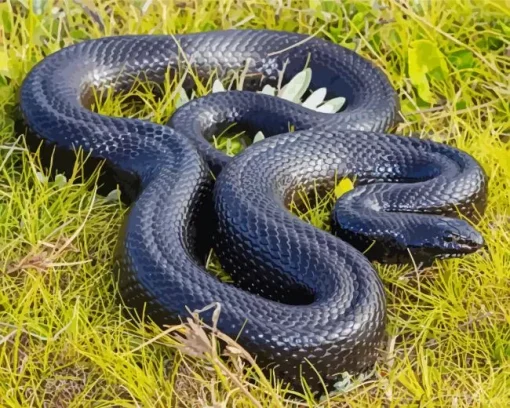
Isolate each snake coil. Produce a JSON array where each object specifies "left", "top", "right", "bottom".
[{"left": 20, "top": 29, "right": 487, "bottom": 391}]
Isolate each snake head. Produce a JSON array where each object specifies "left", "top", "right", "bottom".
[
  {"left": 404, "top": 217, "right": 485, "bottom": 263},
  {"left": 333, "top": 212, "right": 485, "bottom": 265}
]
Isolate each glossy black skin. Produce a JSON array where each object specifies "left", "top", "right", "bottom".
[{"left": 19, "top": 29, "right": 488, "bottom": 393}]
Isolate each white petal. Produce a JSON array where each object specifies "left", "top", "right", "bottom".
[
  {"left": 253, "top": 131, "right": 265, "bottom": 143},
  {"left": 316, "top": 97, "right": 346, "bottom": 113},
  {"left": 258, "top": 84, "right": 276, "bottom": 96},
  {"left": 212, "top": 79, "right": 226, "bottom": 93},
  {"left": 278, "top": 68, "right": 312, "bottom": 102},
  {"left": 175, "top": 88, "right": 189, "bottom": 108},
  {"left": 106, "top": 189, "right": 120, "bottom": 202},
  {"left": 302, "top": 87, "right": 327, "bottom": 109}
]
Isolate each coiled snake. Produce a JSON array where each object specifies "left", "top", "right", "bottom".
[{"left": 20, "top": 29, "right": 487, "bottom": 392}]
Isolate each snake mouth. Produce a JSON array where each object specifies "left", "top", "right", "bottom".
[
  {"left": 436, "top": 245, "right": 485, "bottom": 259},
  {"left": 437, "top": 252, "right": 474, "bottom": 259},
  {"left": 440, "top": 228, "right": 485, "bottom": 254},
  {"left": 407, "top": 235, "right": 485, "bottom": 264}
]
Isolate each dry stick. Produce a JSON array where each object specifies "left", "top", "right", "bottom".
[
  {"left": 406, "top": 100, "right": 496, "bottom": 116},
  {"left": 186, "top": 303, "right": 267, "bottom": 408},
  {"left": 267, "top": 25, "right": 328, "bottom": 57},
  {"left": 123, "top": 324, "right": 187, "bottom": 356},
  {"left": 5, "top": 186, "right": 98, "bottom": 274},
  {"left": 404, "top": 100, "right": 498, "bottom": 126}
]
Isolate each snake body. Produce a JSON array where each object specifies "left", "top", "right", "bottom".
[{"left": 20, "top": 29, "right": 487, "bottom": 391}]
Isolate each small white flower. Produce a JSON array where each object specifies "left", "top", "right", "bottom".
[
  {"left": 278, "top": 68, "right": 312, "bottom": 103},
  {"left": 316, "top": 97, "right": 346, "bottom": 113},
  {"left": 175, "top": 88, "right": 189, "bottom": 109},
  {"left": 35, "top": 171, "right": 48, "bottom": 183},
  {"left": 258, "top": 84, "right": 276, "bottom": 96},
  {"left": 105, "top": 189, "right": 120, "bottom": 202},
  {"left": 302, "top": 87, "right": 327, "bottom": 110},
  {"left": 54, "top": 173, "right": 67, "bottom": 187},
  {"left": 212, "top": 79, "right": 226, "bottom": 93},
  {"left": 252, "top": 131, "right": 265, "bottom": 143}
]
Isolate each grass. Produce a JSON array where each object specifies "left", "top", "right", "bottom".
[{"left": 0, "top": 0, "right": 509, "bottom": 406}]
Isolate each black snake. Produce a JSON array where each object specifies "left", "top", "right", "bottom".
[{"left": 19, "top": 29, "right": 488, "bottom": 392}]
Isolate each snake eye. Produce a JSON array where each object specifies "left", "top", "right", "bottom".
[
  {"left": 444, "top": 233, "right": 461, "bottom": 243},
  {"left": 442, "top": 227, "right": 483, "bottom": 251}
]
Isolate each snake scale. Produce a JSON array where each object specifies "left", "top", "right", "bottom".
[{"left": 20, "top": 29, "right": 488, "bottom": 392}]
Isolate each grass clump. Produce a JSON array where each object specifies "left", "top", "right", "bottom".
[{"left": 0, "top": 0, "right": 509, "bottom": 407}]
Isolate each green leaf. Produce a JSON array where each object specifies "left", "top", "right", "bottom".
[
  {"left": 500, "top": 21, "right": 510, "bottom": 36},
  {"left": 308, "top": 0, "right": 322, "bottom": 11},
  {"left": 448, "top": 50, "right": 475, "bottom": 70},
  {"left": 352, "top": 11, "right": 370, "bottom": 30},
  {"left": 226, "top": 138, "right": 244, "bottom": 156},
  {"left": 342, "top": 41, "right": 357, "bottom": 51},
  {"left": 70, "top": 29, "right": 89, "bottom": 40},
  {"left": 455, "top": 100, "right": 467, "bottom": 110},
  {"left": 0, "top": 50, "right": 9, "bottom": 76},
  {"left": 408, "top": 40, "right": 449, "bottom": 104},
  {"left": 0, "top": 3, "right": 12, "bottom": 33},
  {"left": 54, "top": 174, "right": 68, "bottom": 188}
]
